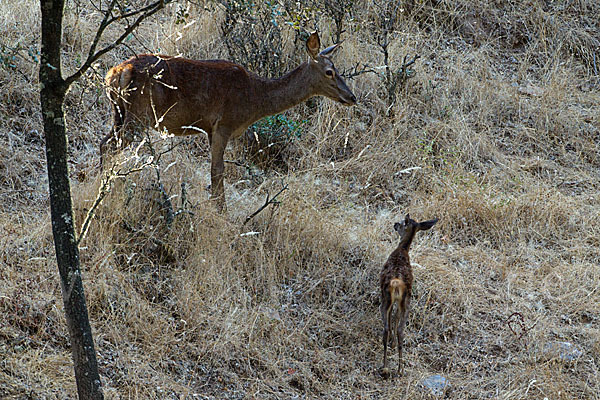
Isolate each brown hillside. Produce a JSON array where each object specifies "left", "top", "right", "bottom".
[{"left": 1, "top": 0, "right": 599, "bottom": 398}]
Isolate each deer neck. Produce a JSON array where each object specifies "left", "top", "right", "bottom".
[
  {"left": 254, "top": 62, "right": 316, "bottom": 119},
  {"left": 398, "top": 230, "right": 417, "bottom": 252}
]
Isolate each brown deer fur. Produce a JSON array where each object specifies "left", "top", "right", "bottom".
[
  {"left": 380, "top": 214, "right": 438, "bottom": 378},
  {"left": 100, "top": 32, "right": 356, "bottom": 210}
]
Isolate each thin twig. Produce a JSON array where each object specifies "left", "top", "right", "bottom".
[
  {"left": 243, "top": 181, "right": 288, "bottom": 226},
  {"left": 173, "top": 181, "right": 194, "bottom": 219},
  {"left": 224, "top": 159, "right": 248, "bottom": 167},
  {"left": 505, "top": 312, "right": 537, "bottom": 339}
]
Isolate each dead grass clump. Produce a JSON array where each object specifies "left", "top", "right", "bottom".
[
  {"left": 0, "top": 131, "right": 47, "bottom": 212},
  {"left": 424, "top": 182, "right": 585, "bottom": 250},
  {"left": 403, "top": 0, "right": 600, "bottom": 71}
]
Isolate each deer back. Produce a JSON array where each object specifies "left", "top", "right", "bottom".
[
  {"left": 106, "top": 55, "right": 258, "bottom": 137},
  {"left": 380, "top": 248, "right": 413, "bottom": 296}
]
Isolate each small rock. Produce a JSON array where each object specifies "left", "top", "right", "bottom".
[
  {"left": 259, "top": 306, "right": 282, "bottom": 322},
  {"left": 543, "top": 341, "right": 583, "bottom": 362},
  {"left": 421, "top": 374, "right": 449, "bottom": 396}
]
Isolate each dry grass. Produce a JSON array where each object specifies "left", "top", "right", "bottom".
[{"left": 1, "top": 0, "right": 599, "bottom": 398}]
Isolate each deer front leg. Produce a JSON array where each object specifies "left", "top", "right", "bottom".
[{"left": 209, "top": 132, "right": 227, "bottom": 212}]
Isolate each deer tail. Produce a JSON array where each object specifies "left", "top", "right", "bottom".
[{"left": 389, "top": 278, "right": 406, "bottom": 305}]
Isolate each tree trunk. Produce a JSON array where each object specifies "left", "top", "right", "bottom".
[{"left": 40, "top": 0, "right": 104, "bottom": 398}]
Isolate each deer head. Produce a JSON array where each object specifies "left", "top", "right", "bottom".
[
  {"left": 394, "top": 214, "right": 439, "bottom": 243},
  {"left": 305, "top": 32, "right": 356, "bottom": 106}
]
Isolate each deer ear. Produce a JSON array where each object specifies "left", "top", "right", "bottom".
[
  {"left": 418, "top": 218, "right": 439, "bottom": 231},
  {"left": 306, "top": 32, "right": 320, "bottom": 59},
  {"left": 319, "top": 42, "right": 342, "bottom": 58}
]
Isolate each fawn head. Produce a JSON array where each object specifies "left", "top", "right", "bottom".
[
  {"left": 394, "top": 214, "right": 439, "bottom": 244},
  {"left": 305, "top": 32, "right": 357, "bottom": 106}
]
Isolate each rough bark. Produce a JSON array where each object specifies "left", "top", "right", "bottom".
[{"left": 39, "top": 0, "right": 104, "bottom": 398}]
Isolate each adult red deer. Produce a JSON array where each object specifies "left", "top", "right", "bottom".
[{"left": 101, "top": 32, "right": 356, "bottom": 210}]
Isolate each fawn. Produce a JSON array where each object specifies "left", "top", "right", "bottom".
[{"left": 380, "top": 214, "right": 438, "bottom": 378}]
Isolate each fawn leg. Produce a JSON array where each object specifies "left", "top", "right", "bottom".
[
  {"left": 380, "top": 299, "right": 392, "bottom": 378},
  {"left": 396, "top": 295, "right": 410, "bottom": 375}
]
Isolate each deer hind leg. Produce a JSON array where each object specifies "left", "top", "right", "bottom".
[
  {"left": 100, "top": 114, "right": 138, "bottom": 166},
  {"left": 100, "top": 98, "right": 121, "bottom": 162},
  {"left": 100, "top": 88, "right": 140, "bottom": 165},
  {"left": 388, "top": 306, "right": 397, "bottom": 349},
  {"left": 380, "top": 296, "right": 393, "bottom": 378},
  {"left": 101, "top": 67, "right": 140, "bottom": 165},
  {"left": 396, "top": 294, "right": 411, "bottom": 375}
]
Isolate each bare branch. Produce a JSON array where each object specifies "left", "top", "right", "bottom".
[
  {"left": 77, "top": 130, "right": 185, "bottom": 244},
  {"left": 243, "top": 181, "right": 288, "bottom": 226},
  {"left": 393, "top": 53, "right": 420, "bottom": 88},
  {"left": 65, "top": 0, "right": 172, "bottom": 87},
  {"left": 341, "top": 62, "right": 378, "bottom": 79},
  {"left": 76, "top": 171, "right": 111, "bottom": 246},
  {"left": 400, "top": 54, "right": 420, "bottom": 72},
  {"left": 85, "top": 0, "right": 119, "bottom": 67},
  {"left": 76, "top": 149, "right": 158, "bottom": 245}
]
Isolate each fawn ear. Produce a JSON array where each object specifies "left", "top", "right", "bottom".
[
  {"left": 418, "top": 218, "right": 439, "bottom": 231},
  {"left": 393, "top": 222, "right": 402, "bottom": 233},
  {"left": 306, "top": 32, "right": 321, "bottom": 59}
]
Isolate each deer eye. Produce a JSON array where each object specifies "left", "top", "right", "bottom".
[{"left": 325, "top": 70, "right": 334, "bottom": 77}]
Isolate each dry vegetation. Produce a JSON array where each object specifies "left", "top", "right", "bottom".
[{"left": 1, "top": 0, "right": 600, "bottom": 398}]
